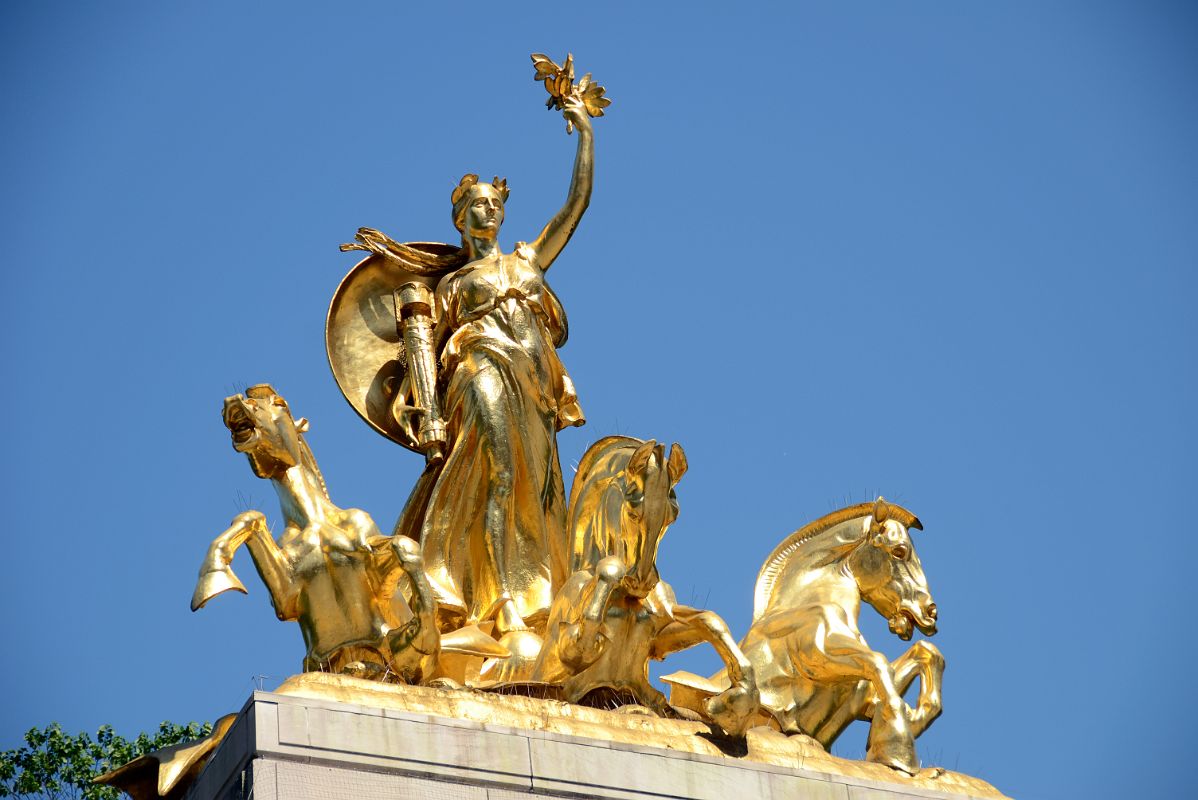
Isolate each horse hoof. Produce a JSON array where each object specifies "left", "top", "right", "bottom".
[{"left": 868, "top": 747, "right": 920, "bottom": 776}]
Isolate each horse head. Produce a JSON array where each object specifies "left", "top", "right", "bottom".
[
  {"left": 616, "top": 439, "right": 687, "bottom": 598},
  {"left": 223, "top": 384, "right": 318, "bottom": 484},
  {"left": 848, "top": 497, "right": 937, "bottom": 641}
]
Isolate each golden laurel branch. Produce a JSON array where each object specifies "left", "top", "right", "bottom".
[{"left": 531, "top": 52, "right": 611, "bottom": 132}]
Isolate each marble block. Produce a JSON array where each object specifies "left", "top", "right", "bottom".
[{"left": 183, "top": 674, "right": 1009, "bottom": 800}]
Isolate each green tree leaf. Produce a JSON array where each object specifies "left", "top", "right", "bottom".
[{"left": 0, "top": 721, "right": 212, "bottom": 800}]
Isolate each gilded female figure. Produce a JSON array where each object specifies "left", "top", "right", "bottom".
[{"left": 348, "top": 97, "right": 594, "bottom": 638}]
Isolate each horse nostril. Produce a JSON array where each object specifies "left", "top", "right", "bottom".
[{"left": 927, "top": 603, "right": 938, "bottom": 620}]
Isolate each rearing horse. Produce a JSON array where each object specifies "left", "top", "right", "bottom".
[
  {"left": 191, "top": 384, "right": 505, "bottom": 682},
  {"left": 665, "top": 497, "right": 943, "bottom": 774},
  {"left": 527, "top": 436, "right": 759, "bottom": 736}
]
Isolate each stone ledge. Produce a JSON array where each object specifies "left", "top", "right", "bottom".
[{"left": 184, "top": 673, "right": 1008, "bottom": 800}]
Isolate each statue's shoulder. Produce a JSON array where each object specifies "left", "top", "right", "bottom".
[{"left": 513, "top": 242, "right": 537, "bottom": 264}]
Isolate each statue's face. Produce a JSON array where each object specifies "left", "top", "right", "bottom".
[{"left": 464, "top": 185, "right": 504, "bottom": 238}]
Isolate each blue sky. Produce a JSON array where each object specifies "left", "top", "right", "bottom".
[{"left": 1, "top": 3, "right": 1194, "bottom": 798}]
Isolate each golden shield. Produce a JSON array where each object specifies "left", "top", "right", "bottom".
[{"left": 325, "top": 243, "right": 462, "bottom": 452}]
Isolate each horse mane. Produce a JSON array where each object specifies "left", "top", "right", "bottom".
[
  {"left": 752, "top": 501, "right": 920, "bottom": 620},
  {"left": 297, "top": 432, "right": 330, "bottom": 500},
  {"left": 570, "top": 436, "right": 644, "bottom": 497},
  {"left": 562, "top": 435, "right": 646, "bottom": 583}
]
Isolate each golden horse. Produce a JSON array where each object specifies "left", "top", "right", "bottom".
[
  {"left": 191, "top": 384, "right": 505, "bottom": 683},
  {"left": 521, "top": 436, "right": 759, "bottom": 736},
  {"left": 665, "top": 498, "right": 943, "bottom": 774}
]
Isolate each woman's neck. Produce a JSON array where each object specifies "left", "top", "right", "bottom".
[{"left": 465, "top": 235, "right": 501, "bottom": 261}]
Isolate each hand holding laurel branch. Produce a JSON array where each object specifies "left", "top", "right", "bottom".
[{"left": 531, "top": 52, "right": 611, "bottom": 134}]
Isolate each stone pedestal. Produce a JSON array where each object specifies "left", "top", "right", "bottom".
[{"left": 185, "top": 674, "right": 1007, "bottom": 800}]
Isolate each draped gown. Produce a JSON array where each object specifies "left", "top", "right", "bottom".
[{"left": 396, "top": 245, "right": 584, "bottom": 629}]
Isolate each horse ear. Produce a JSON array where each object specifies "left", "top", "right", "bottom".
[
  {"left": 295, "top": 417, "right": 310, "bottom": 434},
  {"left": 626, "top": 439, "right": 657, "bottom": 486},
  {"left": 667, "top": 443, "right": 688, "bottom": 486},
  {"left": 873, "top": 496, "right": 889, "bottom": 524}
]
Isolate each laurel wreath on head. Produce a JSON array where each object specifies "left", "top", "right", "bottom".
[{"left": 339, "top": 56, "right": 609, "bottom": 270}]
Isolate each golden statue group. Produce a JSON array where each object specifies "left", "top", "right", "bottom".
[{"left": 192, "top": 54, "right": 945, "bottom": 778}]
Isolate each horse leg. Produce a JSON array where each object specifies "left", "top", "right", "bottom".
[
  {"left": 810, "top": 678, "right": 872, "bottom": 748},
  {"left": 378, "top": 535, "right": 442, "bottom": 681},
  {"left": 632, "top": 679, "right": 673, "bottom": 717},
  {"left": 192, "top": 511, "right": 269, "bottom": 610},
  {"left": 192, "top": 510, "right": 299, "bottom": 622},
  {"left": 559, "top": 556, "right": 626, "bottom": 670},
  {"left": 890, "top": 640, "right": 944, "bottom": 737},
  {"left": 803, "top": 633, "right": 918, "bottom": 774},
  {"left": 240, "top": 520, "right": 299, "bottom": 621},
  {"left": 666, "top": 605, "right": 760, "bottom": 736},
  {"left": 841, "top": 641, "right": 943, "bottom": 743}
]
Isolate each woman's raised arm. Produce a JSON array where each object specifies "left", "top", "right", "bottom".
[{"left": 530, "top": 97, "right": 594, "bottom": 272}]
